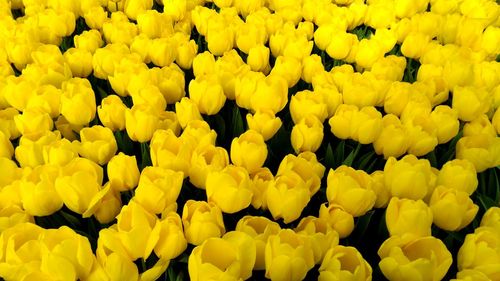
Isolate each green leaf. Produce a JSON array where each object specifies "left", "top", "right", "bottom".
[
  {"left": 357, "top": 151, "right": 375, "bottom": 171},
  {"left": 60, "top": 211, "right": 82, "bottom": 229},
  {"left": 324, "top": 144, "right": 334, "bottom": 169},
  {"left": 354, "top": 210, "right": 375, "bottom": 238},
  {"left": 343, "top": 143, "right": 361, "bottom": 166},
  {"left": 140, "top": 142, "right": 152, "bottom": 170},
  {"left": 231, "top": 105, "right": 245, "bottom": 138},
  {"left": 333, "top": 140, "right": 345, "bottom": 168},
  {"left": 426, "top": 151, "right": 437, "bottom": 168}
]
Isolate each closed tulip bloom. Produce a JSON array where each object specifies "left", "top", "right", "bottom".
[
  {"left": 83, "top": 4, "right": 108, "bottom": 28},
  {"left": 206, "top": 21, "right": 235, "bottom": 57},
  {"left": 230, "top": 130, "right": 268, "bottom": 174},
  {"left": 458, "top": 227, "right": 500, "bottom": 280},
  {"left": 456, "top": 134, "right": 500, "bottom": 173},
  {"left": 247, "top": 45, "right": 270, "bottom": 73},
  {"left": 453, "top": 269, "right": 491, "bottom": 281},
  {"left": 326, "top": 166, "right": 376, "bottom": 217},
  {"left": 386, "top": 197, "right": 433, "bottom": 238},
  {"left": 74, "top": 30, "right": 103, "bottom": 54},
  {"left": 97, "top": 95, "right": 127, "bottom": 132},
  {"left": 267, "top": 172, "right": 310, "bottom": 224},
  {"left": 131, "top": 85, "right": 167, "bottom": 113},
  {"left": 154, "top": 212, "right": 187, "bottom": 260},
  {"left": 107, "top": 153, "right": 140, "bottom": 191},
  {"left": 55, "top": 157, "right": 103, "bottom": 214},
  {"left": 290, "top": 90, "right": 328, "bottom": 124},
  {"left": 13, "top": 109, "right": 53, "bottom": 140},
  {"left": 206, "top": 165, "right": 253, "bottom": 214},
  {"left": 0, "top": 131, "right": 13, "bottom": 159},
  {"left": 378, "top": 235, "right": 453, "bottom": 281},
  {"left": 182, "top": 200, "right": 226, "bottom": 245},
  {"left": 149, "top": 129, "right": 194, "bottom": 176},
  {"left": 125, "top": 105, "right": 160, "bottom": 143},
  {"left": 180, "top": 120, "right": 217, "bottom": 149},
  {"left": 328, "top": 104, "right": 356, "bottom": 140},
  {"left": 237, "top": 23, "right": 268, "bottom": 54},
  {"left": 115, "top": 201, "right": 160, "bottom": 260},
  {"left": 463, "top": 114, "right": 497, "bottom": 138},
  {"left": 270, "top": 56, "right": 302, "bottom": 88},
  {"left": 64, "top": 48, "right": 93, "bottom": 78},
  {"left": 189, "top": 231, "right": 256, "bottom": 281},
  {"left": 295, "top": 217, "right": 339, "bottom": 264},
  {"left": 133, "top": 167, "right": 184, "bottom": 215},
  {"left": 235, "top": 71, "right": 266, "bottom": 110},
  {"left": 15, "top": 131, "right": 60, "bottom": 168},
  {"left": 384, "top": 155, "right": 436, "bottom": 200},
  {"left": 437, "top": 159, "right": 478, "bottom": 195},
  {"left": 136, "top": 10, "right": 170, "bottom": 39},
  {"left": 249, "top": 75, "right": 288, "bottom": 115},
  {"left": 480, "top": 207, "right": 500, "bottom": 231},
  {"left": 192, "top": 51, "right": 216, "bottom": 78},
  {"left": 176, "top": 39, "right": 198, "bottom": 70},
  {"left": 60, "top": 78, "right": 96, "bottom": 126},
  {"left": 265, "top": 229, "right": 315, "bottom": 281},
  {"left": 148, "top": 37, "right": 177, "bottom": 67},
  {"left": 276, "top": 152, "right": 325, "bottom": 196},
  {"left": 78, "top": 125, "right": 118, "bottom": 165},
  {"left": 97, "top": 252, "right": 139, "bottom": 281},
  {"left": 350, "top": 106, "right": 383, "bottom": 144},
  {"left": 373, "top": 114, "right": 410, "bottom": 159},
  {"left": 19, "top": 164, "right": 63, "bottom": 216},
  {"left": 163, "top": 0, "right": 187, "bottom": 21},
  {"left": 189, "top": 144, "right": 229, "bottom": 189},
  {"left": 326, "top": 31, "right": 357, "bottom": 60},
  {"left": 401, "top": 32, "right": 431, "bottom": 59},
  {"left": 429, "top": 105, "right": 460, "bottom": 144},
  {"left": 452, "top": 86, "right": 490, "bottom": 122},
  {"left": 429, "top": 186, "right": 478, "bottom": 231},
  {"left": 123, "top": 0, "right": 153, "bottom": 20},
  {"left": 343, "top": 72, "right": 385, "bottom": 108},
  {"left": 355, "top": 39, "right": 384, "bottom": 69},
  {"left": 84, "top": 181, "right": 122, "bottom": 224},
  {"left": 0, "top": 108, "right": 21, "bottom": 140},
  {"left": 291, "top": 115, "right": 324, "bottom": 154},
  {"left": 319, "top": 246, "right": 372, "bottom": 281},
  {"left": 236, "top": 216, "right": 281, "bottom": 270},
  {"left": 175, "top": 97, "right": 203, "bottom": 129},
  {"left": 249, "top": 167, "right": 274, "bottom": 210},
  {"left": 246, "top": 110, "right": 282, "bottom": 141},
  {"left": 302, "top": 55, "right": 324, "bottom": 84},
  {"left": 189, "top": 75, "right": 226, "bottom": 115}
]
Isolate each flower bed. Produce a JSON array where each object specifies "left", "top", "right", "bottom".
[{"left": 0, "top": 0, "right": 499, "bottom": 280}]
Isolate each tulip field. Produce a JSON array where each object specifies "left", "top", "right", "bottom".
[{"left": 1, "top": 0, "right": 500, "bottom": 280}]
